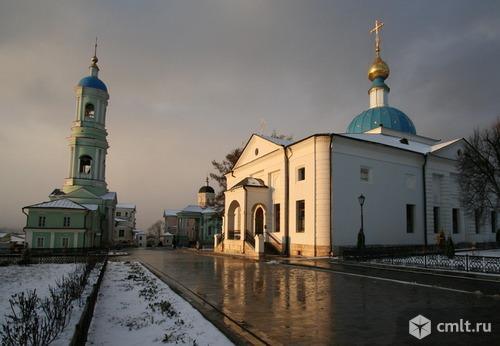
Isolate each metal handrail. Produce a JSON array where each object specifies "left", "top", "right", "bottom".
[
  {"left": 245, "top": 230, "right": 255, "bottom": 248},
  {"left": 266, "top": 232, "right": 282, "bottom": 252}
]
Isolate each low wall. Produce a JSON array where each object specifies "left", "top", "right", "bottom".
[
  {"left": 290, "top": 243, "right": 330, "bottom": 257},
  {"left": 222, "top": 239, "right": 245, "bottom": 254}
]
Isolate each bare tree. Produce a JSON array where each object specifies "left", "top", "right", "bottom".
[
  {"left": 458, "top": 120, "right": 500, "bottom": 215},
  {"left": 147, "top": 220, "right": 164, "bottom": 245},
  {"left": 270, "top": 129, "right": 293, "bottom": 141},
  {"left": 210, "top": 147, "right": 243, "bottom": 213}
]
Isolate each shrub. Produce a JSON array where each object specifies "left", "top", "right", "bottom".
[
  {"left": 436, "top": 230, "right": 446, "bottom": 250},
  {"left": 444, "top": 236, "right": 455, "bottom": 259},
  {"left": 0, "top": 258, "right": 99, "bottom": 345}
]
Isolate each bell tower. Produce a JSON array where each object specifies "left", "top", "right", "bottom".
[{"left": 63, "top": 42, "right": 110, "bottom": 196}]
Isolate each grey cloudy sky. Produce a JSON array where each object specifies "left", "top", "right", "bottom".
[{"left": 1, "top": 0, "right": 499, "bottom": 230}]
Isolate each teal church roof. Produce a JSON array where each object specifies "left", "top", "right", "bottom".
[
  {"left": 78, "top": 76, "right": 108, "bottom": 92},
  {"left": 347, "top": 106, "right": 416, "bottom": 135}
]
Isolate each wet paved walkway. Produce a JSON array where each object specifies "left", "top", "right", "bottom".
[{"left": 128, "top": 249, "right": 500, "bottom": 345}]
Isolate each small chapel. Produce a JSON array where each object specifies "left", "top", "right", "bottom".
[
  {"left": 163, "top": 179, "right": 222, "bottom": 247},
  {"left": 23, "top": 47, "right": 117, "bottom": 249},
  {"left": 217, "top": 21, "right": 498, "bottom": 257}
]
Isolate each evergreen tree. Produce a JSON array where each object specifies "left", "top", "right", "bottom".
[{"left": 444, "top": 235, "right": 455, "bottom": 259}]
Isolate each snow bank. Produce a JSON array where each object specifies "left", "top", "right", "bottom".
[{"left": 86, "top": 261, "right": 233, "bottom": 345}]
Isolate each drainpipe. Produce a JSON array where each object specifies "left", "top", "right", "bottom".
[
  {"left": 83, "top": 210, "right": 89, "bottom": 248},
  {"left": 314, "top": 137, "right": 317, "bottom": 257},
  {"left": 243, "top": 186, "right": 247, "bottom": 254},
  {"left": 329, "top": 135, "right": 334, "bottom": 256},
  {"left": 22, "top": 208, "right": 29, "bottom": 248},
  {"left": 284, "top": 146, "right": 291, "bottom": 256},
  {"left": 423, "top": 154, "right": 428, "bottom": 248}
]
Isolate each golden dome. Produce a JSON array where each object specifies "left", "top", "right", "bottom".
[{"left": 368, "top": 56, "right": 390, "bottom": 81}]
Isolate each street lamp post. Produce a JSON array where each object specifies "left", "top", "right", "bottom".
[
  {"left": 358, "top": 194, "right": 365, "bottom": 231},
  {"left": 357, "top": 194, "right": 366, "bottom": 250}
]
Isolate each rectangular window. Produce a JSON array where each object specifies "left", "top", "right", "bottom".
[
  {"left": 208, "top": 226, "right": 212, "bottom": 236},
  {"left": 297, "top": 167, "right": 305, "bottom": 181},
  {"left": 433, "top": 207, "right": 440, "bottom": 233},
  {"left": 125, "top": 212, "right": 128, "bottom": 217},
  {"left": 274, "top": 204, "right": 281, "bottom": 232},
  {"left": 38, "top": 216, "right": 46, "bottom": 227},
  {"left": 491, "top": 211, "right": 497, "bottom": 233},
  {"left": 36, "top": 237, "right": 44, "bottom": 248},
  {"left": 119, "top": 229, "right": 125, "bottom": 237},
  {"left": 360, "top": 167, "right": 370, "bottom": 182},
  {"left": 62, "top": 237, "right": 69, "bottom": 248},
  {"left": 475, "top": 210, "right": 481, "bottom": 234},
  {"left": 116, "top": 212, "right": 121, "bottom": 217},
  {"left": 406, "top": 204, "right": 415, "bottom": 233},
  {"left": 296, "top": 200, "right": 305, "bottom": 232},
  {"left": 452, "top": 208, "right": 460, "bottom": 234},
  {"left": 63, "top": 216, "right": 71, "bottom": 227}
]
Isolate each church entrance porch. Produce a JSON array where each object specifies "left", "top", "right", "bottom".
[{"left": 220, "top": 180, "right": 287, "bottom": 257}]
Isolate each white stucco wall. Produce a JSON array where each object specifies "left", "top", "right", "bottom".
[{"left": 331, "top": 136, "right": 425, "bottom": 246}]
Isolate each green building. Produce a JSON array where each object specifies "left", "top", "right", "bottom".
[
  {"left": 163, "top": 179, "right": 222, "bottom": 246},
  {"left": 23, "top": 49, "right": 117, "bottom": 249}
]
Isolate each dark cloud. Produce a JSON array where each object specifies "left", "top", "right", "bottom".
[{"left": 0, "top": 0, "right": 499, "bottom": 229}]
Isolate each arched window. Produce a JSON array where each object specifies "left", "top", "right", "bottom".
[
  {"left": 79, "top": 155, "right": 92, "bottom": 174},
  {"left": 84, "top": 103, "right": 95, "bottom": 119}
]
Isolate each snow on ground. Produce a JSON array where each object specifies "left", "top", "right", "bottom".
[
  {"left": 457, "top": 248, "right": 500, "bottom": 257},
  {"left": 86, "top": 261, "right": 233, "bottom": 346},
  {"left": 52, "top": 263, "right": 103, "bottom": 346},
  {"left": 0, "top": 262, "right": 104, "bottom": 345},
  {"left": 0, "top": 263, "right": 77, "bottom": 324}
]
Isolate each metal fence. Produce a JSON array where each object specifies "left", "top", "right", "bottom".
[
  {"left": 373, "top": 253, "right": 500, "bottom": 274},
  {"left": 0, "top": 249, "right": 108, "bottom": 266}
]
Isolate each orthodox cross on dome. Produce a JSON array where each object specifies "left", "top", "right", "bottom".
[
  {"left": 370, "top": 20, "right": 384, "bottom": 57},
  {"left": 89, "top": 37, "right": 100, "bottom": 76},
  {"left": 206, "top": 176, "right": 210, "bottom": 186},
  {"left": 91, "top": 37, "right": 99, "bottom": 66}
]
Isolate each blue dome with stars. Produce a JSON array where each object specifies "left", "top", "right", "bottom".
[
  {"left": 347, "top": 106, "right": 416, "bottom": 135},
  {"left": 77, "top": 76, "right": 107, "bottom": 92}
]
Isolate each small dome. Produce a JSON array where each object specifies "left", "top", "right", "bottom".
[
  {"left": 347, "top": 106, "right": 416, "bottom": 135},
  {"left": 368, "top": 56, "right": 390, "bottom": 81},
  {"left": 199, "top": 185, "right": 215, "bottom": 193},
  {"left": 78, "top": 76, "right": 108, "bottom": 92}
]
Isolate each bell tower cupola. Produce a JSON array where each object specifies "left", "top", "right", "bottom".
[
  {"left": 63, "top": 40, "right": 111, "bottom": 196},
  {"left": 198, "top": 177, "right": 215, "bottom": 208}
]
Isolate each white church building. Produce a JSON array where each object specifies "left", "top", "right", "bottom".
[{"left": 217, "top": 22, "right": 497, "bottom": 257}]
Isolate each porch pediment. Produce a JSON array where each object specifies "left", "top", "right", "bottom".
[
  {"left": 64, "top": 187, "right": 100, "bottom": 200},
  {"left": 233, "top": 134, "right": 289, "bottom": 170},
  {"left": 229, "top": 177, "right": 268, "bottom": 191}
]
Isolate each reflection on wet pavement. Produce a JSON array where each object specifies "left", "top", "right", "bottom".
[{"left": 130, "top": 249, "right": 499, "bottom": 345}]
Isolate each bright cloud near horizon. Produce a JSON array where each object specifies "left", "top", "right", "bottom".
[{"left": 1, "top": 0, "right": 499, "bottom": 230}]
